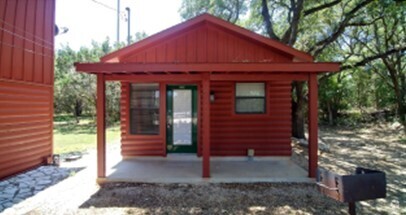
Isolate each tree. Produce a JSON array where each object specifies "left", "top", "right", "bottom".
[
  {"left": 374, "top": 17, "right": 405, "bottom": 133},
  {"left": 326, "top": 3, "right": 406, "bottom": 132},
  {"left": 54, "top": 45, "right": 94, "bottom": 123},
  {"left": 55, "top": 38, "right": 120, "bottom": 124},
  {"left": 361, "top": 7, "right": 405, "bottom": 132},
  {"left": 319, "top": 71, "right": 354, "bottom": 125},
  {"left": 180, "top": 0, "right": 406, "bottom": 137},
  {"left": 55, "top": 31, "right": 151, "bottom": 124},
  {"left": 180, "top": 0, "right": 247, "bottom": 24}
]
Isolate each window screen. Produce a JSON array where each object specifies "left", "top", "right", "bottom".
[
  {"left": 130, "top": 83, "right": 160, "bottom": 134},
  {"left": 235, "top": 83, "right": 265, "bottom": 114}
]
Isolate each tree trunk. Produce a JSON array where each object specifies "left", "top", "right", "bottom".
[
  {"left": 74, "top": 99, "right": 83, "bottom": 124},
  {"left": 400, "top": 72, "right": 406, "bottom": 134},
  {"left": 327, "top": 102, "right": 334, "bottom": 125},
  {"left": 394, "top": 87, "right": 406, "bottom": 134},
  {"left": 292, "top": 82, "right": 306, "bottom": 138},
  {"left": 374, "top": 83, "right": 379, "bottom": 110},
  {"left": 383, "top": 58, "right": 406, "bottom": 134}
]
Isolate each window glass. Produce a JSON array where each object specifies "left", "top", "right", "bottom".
[
  {"left": 236, "top": 83, "right": 265, "bottom": 96},
  {"left": 130, "top": 83, "right": 160, "bottom": 134},
  {"left": 235, "top": 83, "right": 265, "bottom": 114}
]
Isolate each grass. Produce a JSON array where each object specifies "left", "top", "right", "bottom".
[{"left": 53, "top": 114, "right": 120, "bottom": 155}]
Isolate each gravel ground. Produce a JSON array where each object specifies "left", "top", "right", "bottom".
[
  {"left": 2, "top": 123, "right": 404, "bottom": 215},
  {"left": 78, "top": 183, "right": 346, "bottom": 215}
]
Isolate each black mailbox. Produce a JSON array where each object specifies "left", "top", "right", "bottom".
[{"left": 317, "top": 167, "right": 386, "bottom": 203}]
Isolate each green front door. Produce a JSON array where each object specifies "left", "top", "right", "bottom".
[{"left": 166, "top": 85, "right": 198, "bottom": 153}]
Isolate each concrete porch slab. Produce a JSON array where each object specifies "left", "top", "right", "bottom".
[{"left": 106, "top": 156, "right": 312, "bottom": 183}]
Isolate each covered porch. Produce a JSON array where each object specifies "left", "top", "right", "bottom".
[{"left": 75, "top": 62, "right": 340, "bottom": 182}]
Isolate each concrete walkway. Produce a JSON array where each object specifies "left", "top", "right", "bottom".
[{"left": 107, "top": 155, "right": 312, "bottom": 183}]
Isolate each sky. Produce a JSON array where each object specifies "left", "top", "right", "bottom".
[{"left": 55, "top": 0, "right": 183, "bottom": 50}]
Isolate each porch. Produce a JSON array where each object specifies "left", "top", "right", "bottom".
[
  {"left": 106, "top": 155, "right": 311, "bottom": 183},
  {"left": 75, "top": 65, "right": 334, "bottom": 181},
  {"left": 96, "top": 74, "right": 317, "bottom": 183}
]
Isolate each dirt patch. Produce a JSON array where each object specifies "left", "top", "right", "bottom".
[
  {"left": 79, "top": 183, "right": 346, "bottom": 215},
  {"left": 292, "top": 123, "right": 405, "bottom": 214}
]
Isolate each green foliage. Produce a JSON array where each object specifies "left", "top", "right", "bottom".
[
  {"left": 319, "top": 72, "right": 355, "bottom": 124},
  {"left": 105, "top": 82, "right": 121, "bottom": 125},
  {"left": 55, "top": 29, "right": 151, "bottom": 125},
  {"left": 135, "top": 31, "right": 148, "bottom": 41},
  {"left": 54, "top": 114, "right": 78, "bottom": 123},
  {"left": 54, "top": 38, "right": 121, "bottom": 124},
  {"left": 353, "top": 68, "right": 374, "bottom": 110},
  {"left": 179, "top": 0, "right": 248, "bottom": 24}
]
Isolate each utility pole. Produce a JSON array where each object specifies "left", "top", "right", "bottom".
[
  {"left": 126, "top": 7, "right": 131, "bottom": 45},
  {"left": 117, "top": 0, "right": 120, "bottom": 43}
]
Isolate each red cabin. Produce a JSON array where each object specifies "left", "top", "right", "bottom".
[
  {"left": 0, "top": 0, "right": 55, "bottom": 179},
  {"left": 75, "top": 13, "right": 339, "bottom": 181}
]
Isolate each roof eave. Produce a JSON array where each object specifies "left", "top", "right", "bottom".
[{"left": 75, "top": 62, "right": 340, "bottom": 74}]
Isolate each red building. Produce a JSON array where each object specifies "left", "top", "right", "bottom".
[
  {"left": 0, "top": 0, "right": 55, "bottom": 179},
  {"left": 75, "top": 14, "right": 339, "bottom": 180}
]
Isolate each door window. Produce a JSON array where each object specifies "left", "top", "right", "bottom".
[{"left": 173, "top": 89, "right": 192, "bottom": 145}]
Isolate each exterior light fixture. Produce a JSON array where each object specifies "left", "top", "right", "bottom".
[
  {"left": 210, "top": 91, "right": 215, "bottom": 103},
  {"left": 55, "top": 25, "right": 69, "bottom": 36}
]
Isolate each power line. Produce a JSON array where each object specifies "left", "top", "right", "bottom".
[
  {"left": 90, "top": 0, "right": 129, "bottom": 44},
  {"left": 0, "top": 41, "right": 53, "bottom": 59},
  {"left": 0, "top": 18, "right": 53, "bottom": 46},
  {"left": 91, "top": 0, "right": 117, "bottom": 12},
  {"left": 91, "top": 0, "right": 127, "bottom": 20},
  {"left": 0, "top": 26, "right": 53, "bottom": 51},
  {"left": 90, "top": 0, "right": 127, "bottom": 18}
]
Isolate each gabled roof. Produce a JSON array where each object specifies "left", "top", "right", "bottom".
[{"left": 101, "top": 13, "right": 314, "bottom": 63}]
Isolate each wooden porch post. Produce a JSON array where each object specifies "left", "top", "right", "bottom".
[
  {"left": 308, "top": 74, "right": 318, "bottom": 178},
  {"left": 97, "top": 74, "right": 106, "bottom": 180},
  {"left": 202, "top": 74, "right": 211, "bottom": 178}
]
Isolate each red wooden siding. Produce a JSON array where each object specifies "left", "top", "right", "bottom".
[
  {"left": 120, "top": 80, "right": 292, "bottom": 157},
  {"left": 121, "top": 23, "right": 291, "bottom": 64},
  {"left": 0, "top": 0, "right": 54, "bottom": 84},
  {"left": 209, "top": 81, "right": 292, "bottom": 156},
  {"left": 0, "top": 80, "right": 53, "bottom": 179},
  {"left": 0, "top": 0, "right": 55, "bottom": 179}
]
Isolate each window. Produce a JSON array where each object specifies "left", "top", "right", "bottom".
[
  {"left": 235, "top": 83, "right": 266, "bottom": 114},
  {"left": 130, "top": 83, "right": 160, "bottom": 135}
]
